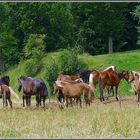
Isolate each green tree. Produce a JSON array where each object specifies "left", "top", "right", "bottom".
[{"left": 133, "top": 4, "right": 140, "bottom": 46}]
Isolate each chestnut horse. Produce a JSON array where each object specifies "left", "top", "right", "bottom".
[
  {"left": 0, "top": 84, "right": 12, "bottom": 108},
  {"left": 55, "top": 80, "right": 92, "bottom": 108},
  {"left": 89, "top": 66, "right": 117, "bottom": 101},
  {"left": 129, "top": 71, "right": 140, "bottom": 104}
]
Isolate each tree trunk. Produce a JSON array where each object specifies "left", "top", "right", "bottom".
[{"left": 108, "top": 36, "right": 113, "bottom": 54}]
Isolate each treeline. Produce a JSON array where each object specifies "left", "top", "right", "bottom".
[{"left": 0, "top": 2, "right": 140, "bottom": 72}]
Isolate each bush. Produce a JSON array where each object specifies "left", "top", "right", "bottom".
[
  {"left": 45, "top": 48, "right": 88, "bottom": 94},
  {"left": 45, "top": 58, "right": 60, "bottom": 93},
  {"left": 24, "top": 59, "right": 43, "bottom": 77},
  {"left": 59, "top": 48, "right": 87, "bottom": 75},
  {"left": 24, "top": 34, "right": 45, "bottom": 77}
]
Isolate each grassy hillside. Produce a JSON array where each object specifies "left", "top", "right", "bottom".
[
  {"left": 5, "top": 49, "right": 140, "bottom": 98},
  {"left": 0, "top": 49, "right": 140, "bottom": 138}
]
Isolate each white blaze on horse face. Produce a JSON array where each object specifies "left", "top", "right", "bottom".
[{"left": 103, "top": 66, "right": 115, "bottom": 72}]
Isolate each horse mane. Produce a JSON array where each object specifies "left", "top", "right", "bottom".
[
  {"left": 0, "top": 75, "right": 10, "bottom": 86},
  {"left": 103, "top": 66, "right": 116, "bottom": 72}
]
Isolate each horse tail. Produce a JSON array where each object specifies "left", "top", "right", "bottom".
[
  {"left": 89, "top": 84, "right": 95, "bottom": 101},
  {"left": 9, "top": 86, "right": 20, "bottom": 100}
]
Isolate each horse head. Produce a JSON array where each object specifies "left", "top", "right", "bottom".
[
  {"left": 128, "top": 72, "right": 135, "bottom": 83},
  {"left": 122, "top": 71, "right": 129, "bottom": 82},
  {"left": 18, "top": 76, "right": 26, "bottom": 92}
]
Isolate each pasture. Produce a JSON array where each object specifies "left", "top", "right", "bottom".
[
  {"left": 0, "top": 49, "right": 139, "bottom": 138},
  {"left": 0, "top": 96, "right": 140, "bottom": 138}
]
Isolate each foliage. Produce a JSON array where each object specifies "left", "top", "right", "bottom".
[
  {"left": 59, "top": 48, "right": 88, "bottom": 75},
  {"left": 133, "top": 4, "right": 140, "bottom": 46},
  {"left": 45, "top": 58, "right": 60, "bottom": 93},
  {"left": 0, "top": 3, "right": 139, "bottom": 72},
  {"left": 24, "top": 34, "right": 45, "bottom": 77},
  {"left": 24, "top": 59, "right": 43, "bottom": 77},
  {"left": 24, "top": 34, "right": 46, "bottom": 59}
]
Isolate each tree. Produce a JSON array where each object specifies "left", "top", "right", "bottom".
[{"left": 133, "top": 4, "right": 140, "bottom": 46}]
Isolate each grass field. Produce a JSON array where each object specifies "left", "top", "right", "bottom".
[
  {"left": 0, "top": 49, "right": 140, "bottom": 138},
  {"left": 0, "top": 96, "right": 140, "bottom": 138}
]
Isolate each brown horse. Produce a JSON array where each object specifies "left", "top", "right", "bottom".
[
  {"left": 55, "top": 80, "right": 91, "bottom": 108},
  {"left": 0, "top": 84, "right": 12, "bottom": 108},
  {"left": 129, "top": 71, "right": 140, "bottom": 103},
  {"left": 89, "top": 66, "right": 117, "bottom": 101},
  {"left": 56, "top": 73, "right": 83, "bottom": 103},
  {"left": 18, "top": 76, "right": 49, "bottom": 108},
  {"left": 106, "top": 71, "right": 129, "bottom": 100}
]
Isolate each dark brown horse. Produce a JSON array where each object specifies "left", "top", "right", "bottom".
[
  {"left": 18, "top": 76, "right": 49, "bottom": 108},
  {"left": 0, "top": 84, "right": 12, "bottom": 108}
]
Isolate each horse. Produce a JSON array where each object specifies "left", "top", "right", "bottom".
[
  {"left": 55, "top": 80, "right": 92, "bottom": 108},
  {"left": 0, "top": 84, "right": 12, "bottom": 108},
  {"left": 76, "top": 69, "right": 93, "bottom": 82},
  {"left": 18, "top": 76, "right": 49, "bottom": 108},
  {"left": 128, "top": 71, "right": 140, "bottom": 104},
  {"left": 106, "top": 71, "right": 129, "bottom": 100},
  {"left": 56, "top": 73, "right": 83, "bottom": 103},
  {"left": 0, "top": 75, "right": 19, "bottom": 101},
  {"left": 89, "top": 66, "right": 117, "bottom": 102}
]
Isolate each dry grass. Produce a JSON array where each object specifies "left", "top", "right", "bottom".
[{"left": 0, "top": 96, "right": 140, "bottom": 138}]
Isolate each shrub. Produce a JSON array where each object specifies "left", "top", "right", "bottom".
[
  {"left": 59, "top": 48, "right": 87, "bottom": 75},
  {"left": 24, "top": 59, "right": 43, "bottom": 77}
]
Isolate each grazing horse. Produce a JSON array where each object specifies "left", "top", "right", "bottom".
[
  {"left": 55, "top": 80, "right": 91, "bottom": 108},
  {"left": 18, "top": 76, "right": 49, "bottom": 108},
  {"left": 89, "top": 66, "right": 117, "bottom": 101},
  {"left": 76, "top": 70, "right": 93, "bottom": 82},
  {"left": 106, "top": 71, "right": 129, "bottom": 100},
  {"left": 128, "top": 71, "right": 140, "bottom": 103},
  {"left": 0, "top": 84, "right": 12, "bottom": 108}
]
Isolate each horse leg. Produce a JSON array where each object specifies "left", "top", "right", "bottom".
[
  {"left": 23, "top": 95, "right": 25, "bottom": 107},
  {"left": 115, "top": 86, "right": 119, "bottom": 101},
  {"left": 43, "top": 96, "right": 46, "bottom": 108},
  {"left": 36, "top": 95, "right": 39, "bottom": 108},
  {"left": 29, "top": 96, "right": 31, "bottom": 106},
  {"left": 79, "top": 98, "right": 82, "bottom": 108},
  {"left": 39, "top": 96, "right": 42, "bottom": 106},
  {"left": 25, "top": 96, "right": 29, "bottom": 107},
  {"left": 98, "top": 78, "right": 104, "bottom": 102},
  {"left": 69, "top": 97, "right": 73, "bottom": 107},
  {"left": 2, "top": 92, "right": 7, "bottom": 107},
  {"left": 66, "top": 97, "right": 69, "bottom": 107}
]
